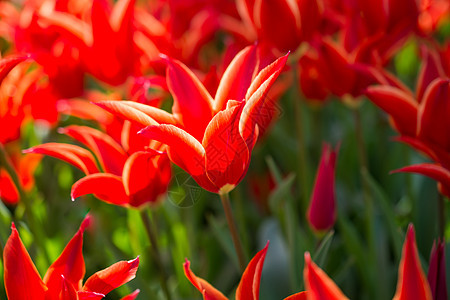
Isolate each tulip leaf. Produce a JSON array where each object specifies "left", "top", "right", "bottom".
[
  {"left": 312, "top": 230, "right": 334, "bottom": 267},
  {"left": 362, "top": 169, "right": 402, "bottom": 260},
  {"left": 206, "top": 213, "right": 240, "bottom": 271}
]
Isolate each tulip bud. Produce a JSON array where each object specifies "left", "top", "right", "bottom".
[
  {"left": 307, "top": 143, "right": 338, "bottom": 231},
  {"left": 428, "top": 240, "right": 448, "bottom": 300}
]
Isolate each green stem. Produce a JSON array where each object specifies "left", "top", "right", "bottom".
[
  {"left": 219, "top": 192, "right": 246, "bottom": 272},
  {"left": 438, "top": 193, "right": 445, "bottom": 239},
  {"left": 293, "top": 85, "right": 310, "bottom": 213},
  {"left": 0, "top": 143, "right": 50, "bottom": 266},
  {"left": 140, "top": 209, "right": 172, "bottom": 300},
  {"left": 353, "top": 107, "right": 378, "bottom": 299}
]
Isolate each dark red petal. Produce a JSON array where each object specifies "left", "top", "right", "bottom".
[
  {"left": 393, "top": 225, "right": 433, "bottom": 300},
  {"left": 60, "top": 125, "right": 127, "bottom": 176},
  {"left": 164, "top": 55, "right": 214, "bottom": 141},
  {"left": 82, "top": 257, "right": 139, "bottom": 295},
  {"left": 183, "top": 259, "right": 228, "bottom": 300},
  {"left": 43, "top": 216, "right": 90, "bottom": 292},
  {"left": 427, "top": 240, "right": 448, "bottom": 300},
  {"left": 303, "top": 252, "right": 349, "bottom": 299},
  {"left": 214, "top": 45, "right": 258, "bottom": 112},
  {"left": 3, "top": 224, "right": 47, "bottom": 300},
  {"left": 365, "top": 86, "right": 418, "bottom": 136},
  {"left": 417, "top": 79, "right": 450, "bottom": 151},
  {"left": 24, "top": 143, "right": 99, "bottom": 175},
  {"left": 71, "top": 173, "right": 129, "bottom": 206},
  {"left": 236, "top": 243, "right": 269, "bottom": 300},
  {"left": 416, "top": 46, "right": 447, "bottom": 103}
]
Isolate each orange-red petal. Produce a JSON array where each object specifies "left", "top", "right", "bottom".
[
  {"left": 71, "top": 173, "right": 129, "bottom": 206},
  {"left": 3, "top": 223, "right": 47, "bottom": 300},
  {"left": 303, "top": 252, "right": 349, "bottom": 300},
  {"left": 235, "top": 242, "right": 269, "bottom": 300},
  {"left": 82, "top": 257, "right": 139, "bottom": 295},
  {"left": 183, "top": 259, "right": 228, "bottom": 300}
]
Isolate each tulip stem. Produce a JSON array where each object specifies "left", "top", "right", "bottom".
[
  {"left": 438, "top": 193, "right": 445, "bottom": 239},
  {"left": 293, "top": 85, "right": 311, "bottom": 213},
  {"left": 140, "top": 209, "right": 172, "bottom": 300},
  {"left": 220, "top": 192, "right": 246, "bottom": 272},
  {"left": 0, "top": 143, "right": 50, "bottom": 266}
]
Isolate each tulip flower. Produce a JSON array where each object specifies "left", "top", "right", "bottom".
[
  {"left": 307, "top": 143, "right": 338, "bottom": 232},
  {"left": 39, "top": 0, "right": 138, "bottom": 86},
  {"left": 3, "top": 215, "right": 139, "bottom": 299},
  {"left": 302, "top": 224, "right": 433, "bottom": 300},
  {"left": 96, "top": 45, "right": 288, "bottom": 194},
  {"left": 428, "top": 240, "right": 448, "bottom": 300},
  {"left": 25, "top": 124, "right": 171, "bottom": 208},
  {"left": 236, "top": 0, "right": 323, "bottom": 53},
  {"left": 184, "top": 243, "right": 307, "bottom": 300},
  {"left": 366, "top": 45, "right": 450, "bottom": 197}
]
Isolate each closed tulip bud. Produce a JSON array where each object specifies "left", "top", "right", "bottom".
[
  {"left": 428, "top": 240, "right": 448, "bottom": 300},
  {"left": 307, "top": 143, "right": 338, "bottom": 231}
]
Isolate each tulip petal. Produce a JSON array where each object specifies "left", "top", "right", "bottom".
[
  {"left": 202, "top": 102, "right": 248, "bottom": 192},
  {"left": 183, "top": 259, "right": 228, "bottom": 300},
  {"left": 122, "top": 151, "right": 169, "bottom": 207},
  {"left": 95, "top": 100, "right": 176, "bottom": 126},
  {"left": 44, "top": 216, "right": 90, "bottom": 292},
  {"left": 417, "top": 79, "right": 450, "bottom": 151},
  {"left": 71, "top": 173, "right": 129, "bottom": 206},
  {"left": 163, "top": 55, "right": 214, "bottom": 141},
  {"left": 77, "top": 291, "right": 105, "bottom": 300},
  {"left": 416, "top": 46, "right": 447, "bottom": 103},
  {"left": 138, "top": 125, "right": 217, "bottom": 191},
  {"left": 427, "top": 240, "right": 448, "bottom": 300},
  {"left": 24, "top": 143, "right": 99, "bottom": 175},
  {"left": 3, "top": 223, "right": 47, "bottom": 300},
  {"left": 240, "top": 53, "right": 288, "bottom": 146},
  {"left": 58, "top": 276, "right": 79, "bottom": 300},
  {"left": 236, "top": 242, "right": 269, "bottom": 300},
  {"left": 392, "top": 163, "right": 450, "bottom": 198},
  {"left": 120, "top": 289, "right": 140, "bottom": 300},
  {"left": 365, "top": 86, "right": 418, "bottom": 136},
  {"left": 0, "top": 55, "right": 29, "bottom": 85},
  {"left": 303, "top": 252, "right": 349, "bottom": 300},
  {"left": 60, "top": 125, "right": 127, "bottom": 176},
  {"left": 393, "top": 225, "right": 433, "bottom": 300},
  {"left": 82, "top": 257, "right": 139, "bottom": 295},
  {"left": 284, "top": 292, "right": 308, "bottom": 300},
  {"left": 214, "top": 45, "right": 258, "bottom": 112}
]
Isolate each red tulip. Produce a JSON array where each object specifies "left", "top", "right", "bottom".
[
  {"left": 307, "top": 143, "right": 338, "bottom": 232},
  {"left": 39, "top": 0, "right": 138, "bottom": 86},
  {"left": 3, "top": 215, "right": 139, "bottom": 300},
  {"left": 427, "top": 240, "right": 448, "bottom": 300},
  {"left": 96, "top": 45, "right": 288, "bottom": 194},
  {"left": 393, "top": 224, "right": 433, "bottom": 300},
  {"left": 302, "top": 224, "right": 433, "bottom": 300},
  {"left": 25, "top": 124, "right": 171, "bottom": 208},
  {"left": 184, "top": 243, "right": 307, "bottom": 300}
]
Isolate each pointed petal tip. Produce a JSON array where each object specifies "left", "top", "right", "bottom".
[
  {"left": 80, "top": 214, "right": 92, "bottom": 232},
  {"left": 11, "top": 222, "right": 16, "bottom": 230}
]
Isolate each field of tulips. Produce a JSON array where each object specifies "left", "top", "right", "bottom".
[{"left": 0, "top": 0, "right": 449, "bottom": 299}]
